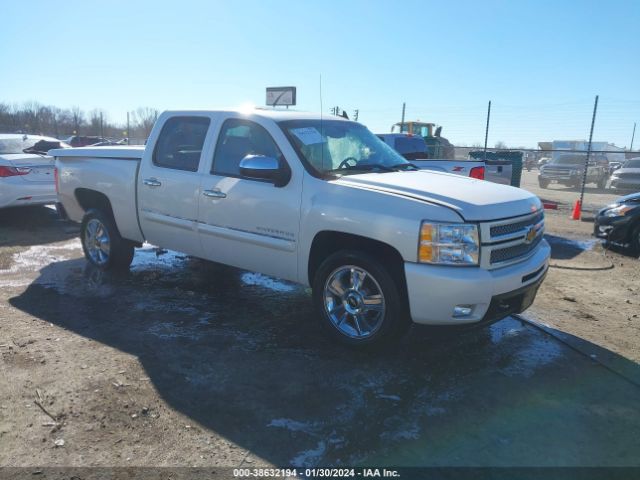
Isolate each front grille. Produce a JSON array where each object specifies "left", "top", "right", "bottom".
[
  {"left": 543, "top": 167, "right": 575, "bottom": 175},
  {"left": 490, "top": 211, "right": 544, "bottom": 237},
  {"left": 490, "top": 235, "right": 543, "bottom": 264}
]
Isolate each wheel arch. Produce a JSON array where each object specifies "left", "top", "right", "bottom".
[{"left": 307, "top": 230, "right": 408, "bottom": 297}]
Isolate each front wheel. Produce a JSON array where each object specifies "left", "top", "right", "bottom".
[
  {"left": 312, "top": 251, "right": 410, "bottom": 349},
  {"left": 81, "top": 209, "right": 134, "bottom": 270},
  {"left": 538, "top": 178, "right": 549, "bottom": 189}
]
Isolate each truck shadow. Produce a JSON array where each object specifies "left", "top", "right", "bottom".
[
  {"left": 0, "top": 205, "right": 77, "bottom": 247},
  {"left": 8, "top": 253, "right": 640, "bottom": 466}
]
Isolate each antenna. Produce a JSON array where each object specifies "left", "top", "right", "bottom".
[{"left": 320, "top": 74, "right": 324, "bottom": 172}]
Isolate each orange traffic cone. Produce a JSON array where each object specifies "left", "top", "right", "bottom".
[{"left": 571, "top": 200, "right": 581, "bottom": 220}]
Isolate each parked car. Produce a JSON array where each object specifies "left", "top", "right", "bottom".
[
  {"left": 52, "top": 109, "right": 550, "bottom": 348},
  {"left": 0, "top": 134, "right": 69, "bottom": 209},
  {"left": 594, "top": 192, "right": 640, "bottom": 252},
  {"left": 609, "top": 158, "right": 640, "bottom": 191},
  {"left": 65, "top": 135, "right": 107, "bottom": 147},
  {"left": 377, "top": 133, "right": 486, "bottom": 179},
  {"left": 538, "top": 153, "right": 608, "bottom": 189}
]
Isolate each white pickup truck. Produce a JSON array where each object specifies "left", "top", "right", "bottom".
[{"left": 52, "top": 109, "right": 549, "bottom": 348}]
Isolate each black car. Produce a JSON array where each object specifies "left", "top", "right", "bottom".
[{"left": 594, "top": 192, "right": 640, "bottom": 252}]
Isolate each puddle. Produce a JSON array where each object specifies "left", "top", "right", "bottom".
[{"left": 490, "top": 319, "right": 563, "bottom": 377}]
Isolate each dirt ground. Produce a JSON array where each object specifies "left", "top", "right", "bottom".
[
  {"left": 519, "top": 170, "right": 640, "bottom": 364},
  {"left": 1, "top": 184, "right": 639, "bottom": 469}
]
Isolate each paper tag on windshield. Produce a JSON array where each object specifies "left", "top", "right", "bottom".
[{"left": 291, "top": 127, "right": 325, "bottom": 145}]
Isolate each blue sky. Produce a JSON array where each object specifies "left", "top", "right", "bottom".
[{"left": 2, "top": 0, "right": 639, "bottom": 148}]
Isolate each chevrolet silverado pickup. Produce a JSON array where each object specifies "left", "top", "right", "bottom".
[
  {"left": 52, "top": 109, "right": 550, "bottom": 348},
  {"left": 538, "top": 153, "right": 608, "bottom": 189}
]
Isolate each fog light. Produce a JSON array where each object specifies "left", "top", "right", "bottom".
[{"left": 453, "top": 305, "right": 473, "bottom": 317}]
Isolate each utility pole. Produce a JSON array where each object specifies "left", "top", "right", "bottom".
[
  {"left": 483, "top": 100, "right": 492, "bottom": 161},
  {"left": 631, "top": 122, "right": 636, "bottom": 151},
  {"left": 127, "top": 112, "right": 130, "bottom": 145},
  {"left": 400, "top": 102, "right": 406, "bottom": 132},
  {"left": 579, "top": 95, "right": 599, "bottom": 209}
]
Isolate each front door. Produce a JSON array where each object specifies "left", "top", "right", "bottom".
[
  {"left": 138, "top": 115, "right": 211, "bottom": 257},
  {"left": 197, "top": 117, "right": 302, "bottom": 282}
]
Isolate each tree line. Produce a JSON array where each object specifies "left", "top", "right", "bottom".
[{"left": 0, "top": 101, "right": 159, "bottom": 142}]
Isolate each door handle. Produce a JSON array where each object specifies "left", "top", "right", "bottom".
[
  {"left": 143, "top": 178, "right": 162, "bottom": 187},
  {"left": 203, "top": 189, "right": 227, "bottom": 199}
]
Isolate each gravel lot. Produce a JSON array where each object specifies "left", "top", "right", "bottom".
[{"left": 1, "top": 184, "right": 639, "bottom": 468}]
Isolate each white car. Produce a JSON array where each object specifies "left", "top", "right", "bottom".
[
  {"left": 52, "top": 109, "right": 549, "bottom": 348},
  {"left": 0, "top": 134, "right": 68, "bottom": 209},
  {"left": 610, "top": 157, "right": 640, "bottom": 191}
]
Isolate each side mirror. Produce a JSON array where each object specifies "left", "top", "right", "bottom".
[{"left": 239, "top": 154, "right": 290, "bottom": 187}]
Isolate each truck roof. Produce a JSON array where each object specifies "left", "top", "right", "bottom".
[{"left": 160, "top": 108, "right": 351, "bottom": 123}]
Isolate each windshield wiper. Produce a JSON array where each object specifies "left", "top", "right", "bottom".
[{"left": 389, "top": 163, "right": 419, "bottom": 171}]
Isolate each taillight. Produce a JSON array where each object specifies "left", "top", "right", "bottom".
[
  {"left": 0, "top": 166, "right": 31, "bottom": 177},
  {"left": 54, "top": 167, "right": 59, "bottom": 194},
  {"left": 470, "top": 166, "right": 485, "bottom": 180}
]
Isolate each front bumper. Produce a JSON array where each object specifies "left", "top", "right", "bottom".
[
  {"left": 404, "top": 239, "right": 550, "bottom": 325},
  {"left": 593, "top": 213, "right": 634, "bottom": 243},
  {"left": 0, "top": 179, "right": 56, "bottom": 209}
]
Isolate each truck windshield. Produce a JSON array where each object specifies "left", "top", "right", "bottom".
[
  {"left": 624, "top": 159, "right": 640, "bottom": 168},
  {"left": 280, "top": 119, "right": 410, "bottom": 177}
]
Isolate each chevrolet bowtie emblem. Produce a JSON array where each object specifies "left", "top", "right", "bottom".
[{"left": 525, "top": 225, "right": 537, "bottom": 244}]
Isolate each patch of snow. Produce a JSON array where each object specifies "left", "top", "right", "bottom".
[
  {"left": 268, "top": 418, "right": 319, "bottom": 434},
  {"left": 376, "top": 394, "right": 401, "bottom": 401},
  {"left": 290, "top": 440, "right": 326, "bottom": 467},
  {"left": 241, "top": 272, "right": 294, "bottom": 292},
  {"left": 1, "top": 240, "right": 81, "bottom": 274}
]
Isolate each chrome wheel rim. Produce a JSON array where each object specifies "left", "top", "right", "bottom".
[
  {"left": 84, "top": 218, "right": 111, "bottom": 266},
  {"left": 323, "top": 265, "right": 385, "bottom": 339}
]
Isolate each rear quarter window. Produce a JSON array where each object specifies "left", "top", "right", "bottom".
[{"left": 153, "top": 116, "right": 211, "bottom": 172}]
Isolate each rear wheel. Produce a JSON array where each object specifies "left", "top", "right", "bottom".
[
  {"left": 312, "top": 250, "right": 410, "bottom": 349},
  {"left": 81, "top": 209, "right": 134, "bottom": 270}
]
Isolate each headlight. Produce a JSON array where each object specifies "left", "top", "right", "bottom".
[
  {"left": 604, "top": 205, "right": 633, "bottom": 217},
  {"left": 419, "top": 222, "right": 479, "bottom": 265}
]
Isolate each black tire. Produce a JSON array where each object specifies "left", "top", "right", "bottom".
[
  {"left": 81, "top": 209, "right": 135, "bottom": 270},
  {"left": 630, "top": 224, "right": 640, "bottom": 254},
  {"left": 312, "top": 250, "right": 411, "bottom": 349},
  {"left": 538, "top": 178, "right": 549, "bottom": 189}
]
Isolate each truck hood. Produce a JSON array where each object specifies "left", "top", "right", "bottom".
[{"left": 334, "top": 170, "right": 542, "bottom": 221}]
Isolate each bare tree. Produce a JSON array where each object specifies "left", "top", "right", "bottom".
[
  {"left": 71, "top": 106, "right": 84, "bottom": 135},
  {"left": 494, "top": 141, "right": 508, "bottom": 150},
  {"left": 133, "top": 107, "right": 158, "bottom": 138}
]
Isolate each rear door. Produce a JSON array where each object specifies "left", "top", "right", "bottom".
[{"left": 137, "top": 115, "right": 213, "bottom": 257}]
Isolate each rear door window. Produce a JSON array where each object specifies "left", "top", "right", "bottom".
[{"left": 153, "top": 117, "right": 210, "bottom": 172}]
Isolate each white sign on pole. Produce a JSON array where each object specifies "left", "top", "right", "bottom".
[{"left": 266, "top": 87, "right": 296, "bottom": 107}]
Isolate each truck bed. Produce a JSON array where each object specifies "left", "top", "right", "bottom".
[{"left": 50, "top": 146, "right": 145, "bottom": 243}]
